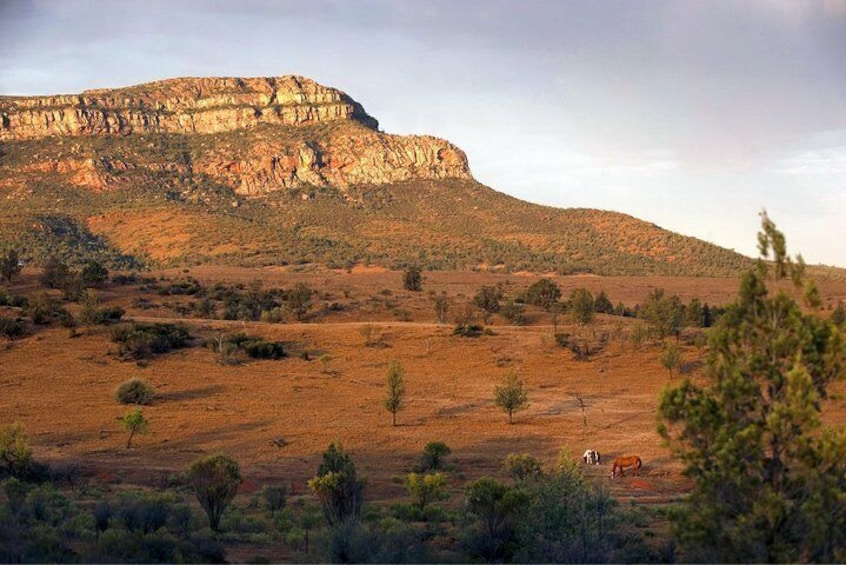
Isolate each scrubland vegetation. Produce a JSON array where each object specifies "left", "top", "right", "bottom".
[{"left": 0, "top": 217, "right": 845, "bottom": 562}]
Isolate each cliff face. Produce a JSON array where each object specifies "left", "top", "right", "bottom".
[{"left": 0, "top": 76, "right": 472, "bottom": 194}]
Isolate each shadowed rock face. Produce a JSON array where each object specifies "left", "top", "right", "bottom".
[{"left": 0, "top": 75, "right": 472, "bottom": 194}]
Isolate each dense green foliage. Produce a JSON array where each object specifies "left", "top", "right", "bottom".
[
  {"left": 524, "top": 278, "right": 561, "bottom": 310},
  {"left": 414, "top": 442, "right": 452, "bottom": 473},
  {"left": 188, "top": 454, "right": 243, "bottom": 532},
  {"left": 308, "top": 443, "right": 365, "bottom": 527},
  {"left": 658, "top": 215, "right": 846, "bottom": 562}
]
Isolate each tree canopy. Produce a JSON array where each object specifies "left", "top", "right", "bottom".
[{"left": 658, "top": 213, "right": 846, "bottom": 562}]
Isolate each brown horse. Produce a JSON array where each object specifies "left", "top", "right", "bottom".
[{"left": 611, "top": 455, "right": 642, "bottom": 478}]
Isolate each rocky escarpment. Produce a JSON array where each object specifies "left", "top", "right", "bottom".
[
  {"left": 0, "top": 76, "right": 472, "bottom": 194},
  {"left": 0, "top": 76, "right": 379, "bottom": 139}
]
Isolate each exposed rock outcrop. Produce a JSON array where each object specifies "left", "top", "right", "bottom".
[
  {"left": 0, "top": 75, "right": 472, "bottom": 194},
  {"left": 0, "top": 76, "right": 378, "bottom": 139}
]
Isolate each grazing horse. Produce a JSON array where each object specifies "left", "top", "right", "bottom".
[
  {"left": 611, "top": 455, "right": 642, "bottom": 478},
  {"left": 582, "top": 449, "right": 601, "bottom": 465}
]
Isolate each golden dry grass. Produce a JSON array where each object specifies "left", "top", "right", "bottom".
[{"left": 2, "top": 266, "right": 845, "bottom": 512}]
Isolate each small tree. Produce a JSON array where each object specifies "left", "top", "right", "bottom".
[
  {"left": 188, "top": 454, "right": 242, "bottom": 532},
  {"left": 639, "top": 288, "right": 684, "bottom": 341},
  {"left": 594, "top": 290, "right": 613, "bottom": 314},
  {"left": 39, "top": 256, "right": 70, "bottom": 289},
  {"left": 465, "top": 476, "right": 529, "bottom": 560},
  {"left": 473, "top": 284, "right": 503, "bottom": 323},
  {"left": 384, "top": 360, "right": 406, "bottom": 426},
  {"left": 500, "top": 298, "right": 527, "bottom": 326},
  {"left": 432, "top": 293, "right": 449, "bottom": 324},
  {"left": 308, "top": 442, "right": 364, "bottom": 526},
  {"left": 286, "top": 282, "right": 312, "bottom": 321},
  {"left": 415, "top": 441, "right": 452, "bottom": 472},
  {"left": 525, "top": 278, "right": 561, "bottom": 311},
  {"left": 569, "top": 288, "right": 595, "bottom": 326},
  {"left": 0, "top": 423, "right": 33, "bottom": 479},
  {"left": 404, "top": 472, "right": 447, "bottom": 511},
  {"left": 494, "top": 371, "right": 529, "bottom": 424},
  {"left": 504, "top": 453, "right": 542, "bottom": 482},
  {"left": 402, "top": 265, "right": 423, "bottom": 292},
  {"left": 120, "top": 408, "right": 148, "bottom": 449},
  {"left": 659, "top": 342, "right": 683, "bottom": 378},
  {"left": 77, "top": 289, "right": 102, "bottom": 326},
  {"left": 0, "top": 249, "right": 22, "bottom": 284},
  {"left": 81, "top": 260, "right": 109, "bottom": 288},
  {"left": 832, "top": 302, "right": 846, "bottom": 329}
]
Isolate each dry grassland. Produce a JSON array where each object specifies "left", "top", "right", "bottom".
[{"left": 2, "top": 266, "right": 845, "bottom": 513}]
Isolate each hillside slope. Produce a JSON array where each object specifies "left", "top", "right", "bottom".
[{"left": 0, "top": 76, "right": 752, "bottom": 276}]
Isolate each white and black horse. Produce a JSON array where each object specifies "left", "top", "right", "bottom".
[{"left": 582, "top": 449, "right": 601, "bottom": 465}]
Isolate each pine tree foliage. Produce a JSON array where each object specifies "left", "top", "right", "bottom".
[{"left": 658, "top": 213, "right": 846, "bottom": 562}]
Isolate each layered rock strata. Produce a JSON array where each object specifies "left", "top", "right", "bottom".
[{"left": 0, "top": 75, "right": 472, "bottom": 194}]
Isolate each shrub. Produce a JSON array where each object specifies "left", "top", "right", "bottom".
[
  {"left": 25, "top": 294, "right": 73, "bottom": 326},
  {"left": 243, "top": 339, "right": 286, "bottom": 359},
  {"left": 0, "top": 423, "right": 33, "bottom": 479},
  {"left": 0, "top": 290, "right": 27, "bottom": 308},
  {"left": 454, "top": 324, "right": 483, "bottom": 338},
  {"left": 260, "top": 485, "right": 288, "bottom": 517},
  {"left": 206, "top": 333, "right": 286, "bottom": 360},
  {"left": 115, "top": 378, "right": 155, "bottom": 405},
  {"left": 188, "top": 454, "right": 242, "bottom": 532},
  {"left": 111, "top": 322, "right": 191, "bottom": 360},
  {"left": 403, "top": 266, "right": 423, "bottom": 292},
  {"left": 415, "top": 441, "right": 452, "bottom": 472},
  {"left": 0, "top": 316, "right": 26, "bottom": 339}
]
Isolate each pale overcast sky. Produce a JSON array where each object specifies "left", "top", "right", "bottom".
[{"left": 1, "top": 0, "right": 845, "bottom": 266}]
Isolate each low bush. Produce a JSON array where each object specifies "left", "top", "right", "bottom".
[
  {"left": 25, "top": 294, "right": 73, "bottom": 326},
  {"left": 454, "top": 324, "right": 483, "bottom": 338},
  {"left": 243, "top": 339, "right": 286, "bottom": 359},
  {"left": 206, "top": 332, "right": 286, "bottom": 360},
  {"left": 111, "top": 322, "right": 191, "bottom": 360},
  {"left": 0, "top": 290, "right": 27, "bottom": 308},
  {"left": 116, "top": 378, "right": 155, "bottom": 405},
  {"left": 0, "top": 316, "right": 26, "bottom": 339}
]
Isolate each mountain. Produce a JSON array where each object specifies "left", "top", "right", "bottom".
[{"left": 0, "top": 75, "right": 752, "bottom": 276}]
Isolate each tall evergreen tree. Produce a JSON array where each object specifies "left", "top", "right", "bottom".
[{"left": 658, "top": 213, "right": 846, "bottom": 562}]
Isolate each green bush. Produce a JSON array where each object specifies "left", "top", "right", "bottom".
[
  {"left": 111, "top": 322, "right": 191, "bottom": 360},
  {"left": 0, "top": 290, "right": 27, "bottom": 308},
  {"left": 0, "top": 316, "right": 26, "bottom": 339},
  {"left": 243, "top": 339, "right": 286, "bottom": 360},
  {"left": 24, "top": 294, "right": 73, "bottom": 326},
  {"left": 206, "top": 332, "right": 285, "bottom": 360},
  {"left": 454, "top": 324, "right": 483, "bottom": 338},
  {"left": 115, "top": 378, "right": 155, "bottom": 405},
  {"left": 0, "top": 423, "right": 33, "bottom": 479}
]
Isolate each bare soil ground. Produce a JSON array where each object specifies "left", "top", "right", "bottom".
[{"left": 2, "top": 266, "right": 845, "bottom": 555}]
